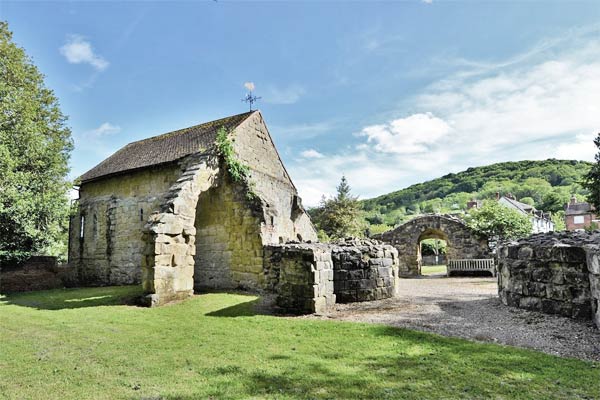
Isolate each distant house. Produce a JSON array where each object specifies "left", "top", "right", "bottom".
[
  {"left": 498, "top": 194, "right": 554, "bottom": 233},
  {"left": 565, "top": 196, "right": 598, "bottom": 231}
]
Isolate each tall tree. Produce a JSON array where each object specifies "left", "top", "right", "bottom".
[
  {"left": 0, "top": 21, "right": 73, "bottom": 264},
  {"left": 467, "top": 200, "right": 532, "bottom": 240},
  {"left": 313, "top": 176, "right": 366, "bottom": 240},
  {"left": 583, "top": 133, "right": 600, "bottom": 210}
]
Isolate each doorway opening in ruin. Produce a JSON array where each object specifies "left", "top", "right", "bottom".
[{"left": 417, "top": 228, "right": 448, "bottom": 277}]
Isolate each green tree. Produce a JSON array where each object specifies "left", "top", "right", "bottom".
[
  {"left": 583, "top": 133, "right": 600, "bottom": 210},
  {"left": 0, "top": 21, "right": 73, "bottom": 264},
  {"left": 314, "top": 176, "right": 366, "bottom": 240},
  {"left": 467, "top": 201, "right": 532, "bottom": 240}
]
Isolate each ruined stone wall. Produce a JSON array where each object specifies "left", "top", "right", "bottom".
[
  {"left": 498, "top": 231, "right": 600, "bottom": 327},
  {"left": 232, "top": 112, "right": 317, "bottom": 244},
  {"left": 375, "top": 214, "right": 491, "bottom": 277},
  {"left": 264, "top": 243, "right": 335, "bottom": 314},
  {"left": 0, "top": 257, "right": 66, "bottom": 293},
  {"left": 331, "top": 238, "right": 399, "bottom": 303},
  {"left": 69, "top": 163, "right": 184, "bottom": 285},
  {"left": 586, "top": 245, "right": 600, "bottom": 328},
  {"left": 194, "top": 172, "right": 264, "bottom": 291}
]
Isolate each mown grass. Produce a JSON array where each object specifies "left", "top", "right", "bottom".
[
  {"left": 421, "top": 265, "right": 447, "bottom": 276},
  {"left": 1, "top": 286, "right": 599, "bottom": 399}
]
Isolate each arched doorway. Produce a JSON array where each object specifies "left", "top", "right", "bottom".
[
  {"left": 417, "top": 229, "right": 448, "bottom": 276},
  {"left": 373, "top": 214, "right": 492, "bottom": 277}
]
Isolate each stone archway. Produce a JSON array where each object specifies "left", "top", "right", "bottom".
[
  {"left": 374, "top": 214, "right": 491, "bottom": 277},
  {"left": 141, "top": 154, "right": 220, "bottom": 306}
]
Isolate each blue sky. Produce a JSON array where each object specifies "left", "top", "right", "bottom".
[{"left": 2, "top": 1, "right": 600, "bottom": 205}]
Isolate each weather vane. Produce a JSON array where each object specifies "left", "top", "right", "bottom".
[{"left": 242, "top": 82, "right": 261, "bottom": 111}]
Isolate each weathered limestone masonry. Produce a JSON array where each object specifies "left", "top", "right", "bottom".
[
  {"left": 497, "top": 231, "right": 600, "bottom": 328},
  {"left": 69, "top": 164, "right": 183, "bottom": 285},
  {"left": 141, "top": 154, "right": 219, "bottom": 306},
  {"left": 264, "top": 243, "right": 335, "bottom": 314},
  {"left": 374, "top": 214, "right": 491, "bottom": 276},
  {"left": 331, "top": 238, "right": 399, "bottom": 303}
]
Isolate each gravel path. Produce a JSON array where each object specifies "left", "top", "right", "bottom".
[{"left": 306, "top": 275, "right": 600, "bottom": 361}]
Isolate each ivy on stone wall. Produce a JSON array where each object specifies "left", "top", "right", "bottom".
[{"left": 216, "top": 127, "right": 257, "bottom": 201}]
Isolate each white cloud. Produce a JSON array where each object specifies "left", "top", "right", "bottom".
[
  {"left": 290, "top": 34, "right": 600, "bottom": 206},
  {"left": 358, "top": 113, "right": 451, "bottom": 154},
  {"left": 85, "top": 122, "right": 121, "bottom": 137},
  {"left": 265, "top": 84, "right": 306, "bottom": 105},
  {"left": 244, "top": 82, "right": 255, "bottom": 91},
  {"left": 300, "top": 149, "right": 324, "bottom": 159},
  {"left": 422, "top": 0, "right": 433, "bottom": 4},
  {"left": 554, "top": 134, "right": 598, "bottom": 161},
  {"left": 60, "top": 35, "right": 109, "bottom": 71}
]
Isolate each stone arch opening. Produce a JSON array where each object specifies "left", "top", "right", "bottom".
[
  {"left": 192, "top": 174, "right": 264, "bottom": 292},
  {"left": 416, "top": 228, "right": 448, "bottom": 276},
  {"left": 373, "top": 214, "right": 492, "bottom": 278}
]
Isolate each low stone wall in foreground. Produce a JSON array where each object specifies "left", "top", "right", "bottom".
[
  {"left": 263, "top": 238, "right": 399, "bottom": 314},
  {"left": 331, "top": 238, "right": 398, "bottom": 303},
  {"left": 498, "top": 231, "right": 600, "bottom": 328}
]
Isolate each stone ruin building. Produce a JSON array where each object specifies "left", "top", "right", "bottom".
[
  {"left": 64, "top": 110, "right": 600, "bottom": 330},
  {"left": 68, "top": 111, "right": 400, "bottom": 312}
]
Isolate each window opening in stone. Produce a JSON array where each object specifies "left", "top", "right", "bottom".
[
  {"left": 140, "top": 208, "right": 144, "bottom": 222},
  {"left": 80, "top": 215, "right": 85, "bottom": 239}
]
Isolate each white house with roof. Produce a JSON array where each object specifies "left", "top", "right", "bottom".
[{"left": 498, "top": 195, "right": 554, "bottom": 233}]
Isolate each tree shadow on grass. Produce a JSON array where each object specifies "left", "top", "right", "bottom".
[{"left": 0, "top": 285, "right": 143, "bottom": 310}]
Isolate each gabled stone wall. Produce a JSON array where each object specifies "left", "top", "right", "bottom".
[{"left": 498, "top": 231, "right": 600, "bottom": 328}]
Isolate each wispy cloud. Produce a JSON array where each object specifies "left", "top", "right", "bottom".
[
  {"left": 85, "top": 122, "right": 121, "bottom": 138},
  {"left": 273, "top": 120, "right": 335, "bottom": 139},
  {"left": 264, "top": 84, "right": 306, "bottom": 105},
  {"left": 60, "top": 35, "right": 109, "bottom": 71},
  {"left": 300, "top": 149, "right": 325, "bottom": 159}
]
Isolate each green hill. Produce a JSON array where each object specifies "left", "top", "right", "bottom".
[{"left": 361, "top": 159, "right": 591, "bottom": 230}]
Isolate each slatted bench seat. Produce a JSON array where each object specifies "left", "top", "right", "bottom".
[{"left": 447, "top": 259, "right": 496, "bottom": 277}]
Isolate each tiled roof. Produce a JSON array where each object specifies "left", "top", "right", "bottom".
[
  {"left": 79, "top": 111, "right": 254, "bottom": 183},
  {"left": 565, "top": 202, "right": 594, "bottom": 216},
  {"left": 500, "top": 197, "right": 535, "bottom": 214}
]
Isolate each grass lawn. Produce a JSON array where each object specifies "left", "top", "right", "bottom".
[
  {"left": 1, "top": 287, "right": 599, "bottom": 399},
  {"left": 421, "top": 265, "right": 447, "bottom": 276}
]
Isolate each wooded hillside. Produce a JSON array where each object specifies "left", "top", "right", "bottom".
[{"left": 361, "top": 159, "right": 591, "bottom": 230}]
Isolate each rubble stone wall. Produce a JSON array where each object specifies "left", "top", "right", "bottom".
[
  {"left": 331, "top": 238, "right": 399, "bottom": 303},
  {"left": 498, "top": 231, "right": 600, "bottom": 328}
]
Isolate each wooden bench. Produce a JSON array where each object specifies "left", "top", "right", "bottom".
[{"left": 447, "top": 259, "right": 496, "bottom": 277}]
